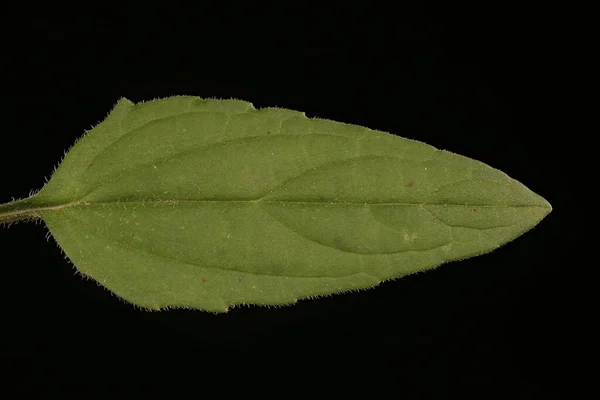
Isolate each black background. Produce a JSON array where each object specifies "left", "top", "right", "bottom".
[{"left": 0, "top": 3, "right": 577, "bottom": 396}]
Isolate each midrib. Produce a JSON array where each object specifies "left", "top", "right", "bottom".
[{"left": 0, "top": 198, "right": 550, "bottom": 221}]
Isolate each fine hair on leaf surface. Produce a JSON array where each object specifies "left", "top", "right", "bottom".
[{"left": 0, "top": 96, "right": 552, "bottom": 312}]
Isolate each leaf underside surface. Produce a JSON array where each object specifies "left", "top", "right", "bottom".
[{"left": 0, "top": 97, "right": 551, "bottom": 312}]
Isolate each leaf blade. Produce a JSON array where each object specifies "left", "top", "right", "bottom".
[{"left": 23, "top": 96, "right": 551, "bottom": 311}]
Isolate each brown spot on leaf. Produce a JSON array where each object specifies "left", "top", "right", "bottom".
[
  {"left": 406, "top": 180, "right": 414, "bottom": 188},
  {"left": 266, "top": 131, "right": 271, "bottom": 135},
  {"left": 472, "top": 207, "right": 477, "bottom": 212},
  {"left": 201, "top": 279, "right": 207, "bottom": 283}
]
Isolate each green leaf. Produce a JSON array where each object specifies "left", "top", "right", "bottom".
[{"left": 0, "top": 96, "right": 551, "bottom": 312}]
